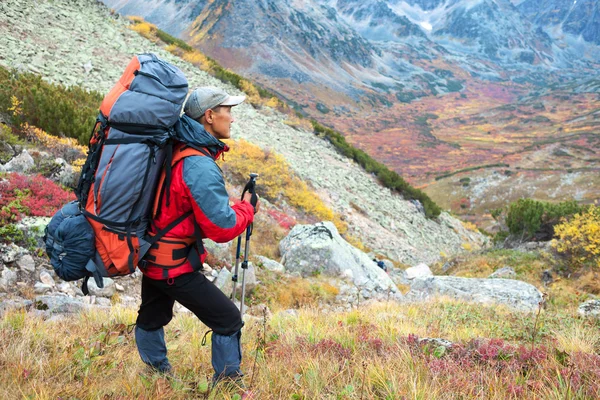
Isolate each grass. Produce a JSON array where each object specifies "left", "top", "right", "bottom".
[{"left": 1, "top": 300, "right": 599, "bottom": 399}]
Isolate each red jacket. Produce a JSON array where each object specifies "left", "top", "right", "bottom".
[{"left": 142, "top": 128, "right": 254, "bottom": 280}]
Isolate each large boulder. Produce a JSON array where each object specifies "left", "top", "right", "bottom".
[
  {"left": 2, "top": 149, "right": 34, "bottom": 173},
  {"left": 279, "top": 222, "right": 400, "bottom": 299},
  {"left": 405, "top": 263, "right": 432, "bottom": 280},
  {"left": 406, "top": 276, "right": 543, "bottom": 312},
  {"left": 34, "top": 294, "right": 88, "bottom": 314}
]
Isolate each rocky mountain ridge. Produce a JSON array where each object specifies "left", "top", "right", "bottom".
[{"left": 0, "top": 0, "right": 485, "bottom": 268}]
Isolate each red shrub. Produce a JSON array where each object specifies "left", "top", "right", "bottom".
[
  {"left": 267, "top": 209, "right": 296, "bottom": 230},
  {"left": 0, "top": 173, "right": 74, "bottom": 225}
]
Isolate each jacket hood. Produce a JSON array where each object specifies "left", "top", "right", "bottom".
[{"left": 173, "top": 115, "right": 226, "bottom": 155}]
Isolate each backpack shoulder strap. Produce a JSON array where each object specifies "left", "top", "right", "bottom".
[{"left": 152, "top": 143, "right": 210, "bottom": 219}]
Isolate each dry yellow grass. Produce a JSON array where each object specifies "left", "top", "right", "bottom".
[{"left": 1, "top": 299, "right": 599, "bottom": 399}]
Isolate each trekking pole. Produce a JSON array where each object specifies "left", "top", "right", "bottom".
[{"left": 231, "top": 173, "right": 259, "bottom": 318}]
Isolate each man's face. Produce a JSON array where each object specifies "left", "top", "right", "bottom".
[{"left": 208, "top": 106, "right": 234, "bottom": 140}]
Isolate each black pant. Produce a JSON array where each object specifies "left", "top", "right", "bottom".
[{"left": 136, "top": 271, "right": 243, "bottom": 335}]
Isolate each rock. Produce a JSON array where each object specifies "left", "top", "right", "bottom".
[
  {"left": 406, "top": 276, "right": 543, "bottom": 312},
  {"left": 231, "top": 262, "right": 257, "bottom": 294},
  {"left": 115, "top": 283, "right": 125, "bottom": 292},
  {"left": 16, "top": 254, "right": 36, "bottom": 273},
  {"left": 0, "top": 268, "right": 18, "bottom": 290},
  {"left": 51, "top": 158, "right": 76, "bottom": 187},
  {"left": 541, "top": 269, "right": 553, "bottom": 286},
  {"left": 119, "top": 295, "right": 137, "bottom": 307},
  {"left": 39, "top": 270, "right": 56, "bottom": 287},
  {"left": 578, "top": 299, "right": 600, "bottom": 319},
  {"left": 34, "top": 295, "right": 88, "bottom": 314},
  {"left": 0, "top": 243, "right": 27, "bottom": 264},
  {"left": 87, "top": 277, "right": 116, "bottom": 298},
  {"left": 280, "top": 309, "right": 299, "bottom": 317},
  {"left": 0, "top": 141, "right": 15, "bottom": 164},
  {"left": 95, "top": 297, "right": 112, "bottom": 307},
  {"left": 405, "top": 263, "right": 433, "bottom": 280},
  {"left": 248, "top": 303, "right": 271, "bottom": 318},
  {"left": 214, "top": 268, "right": 233, "bottom": 295},
  {"left": 488, "top": 266, "right": 516, "bottom": 279},
  {"left": 204, "top": 239, "right": 232, "bottom": 265},
  {"left": 419, "top": 337, "right": 454, "bottom": 350},
  {"left": 255, "top": 255, "right": 285, "bottom": 273},
  {"left": 0, "top": 299, "right": 32, "bottom": 317},
  {"left": 16, "top": 217, "right": 51, "bottom": 247},
  {"left": 279, "top": 222, "right": 399, "bottom": 299},
  {"left": 174, "top": 301, "right": 191, "bottom": 314},
  {"left": 3, "top": 150, "right": 34, "bottom": 173},
  {"left": 389, "top": 268, "right": 409, "bottom": 285},
  {"left": 82, "top": 60, "right": 93, "bottom": 74},
  {"left": 34, "top": 282, "right": 53, "bottom": 294},
  {"left": 57, "top": 281, "right": 75, "bottom": 296},
  {"left": 381, "top": 259, "right": 395, "bottom": 271},
  {"left": 131, "top": 269, "right": 143, "bottom": 279}
]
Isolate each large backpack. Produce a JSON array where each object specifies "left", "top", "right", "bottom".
[{"left": 45, "top": 53, "right": 189, "bottom": 291}]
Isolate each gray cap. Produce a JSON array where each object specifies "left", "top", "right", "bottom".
[{"left": 183, "top": 86, "right": 246, "bottom": 120}]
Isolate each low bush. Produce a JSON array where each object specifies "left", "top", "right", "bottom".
[
  {"left": 553, "top": 204, "right": 600, "bottom": 269},
  {"left": 0, "top": 172, "right": 74, "bottom": 228},
  {"left": 0, "top": 66, "right": 102, "bottom": 144},
  {"left": 505, "top": 198, "right": 584, "bottom": 241}
]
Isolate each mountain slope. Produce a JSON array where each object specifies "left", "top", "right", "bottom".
[{"left": 0, "top": 0, "right": 486, "bottom": 265}]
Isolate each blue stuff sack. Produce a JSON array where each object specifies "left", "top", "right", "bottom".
[{"left": 44, "top": 201, "right": 98, "bottom": 284}]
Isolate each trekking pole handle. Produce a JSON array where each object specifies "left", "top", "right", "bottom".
[{"left": 241, "top": 173, "right": 259, "bottom": 210}]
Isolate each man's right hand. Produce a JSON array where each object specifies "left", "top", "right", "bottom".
[{"left": 243, "top": 191, "right": 260, "bottom": 214}]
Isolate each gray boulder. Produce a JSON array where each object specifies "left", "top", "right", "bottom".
[
  {"left": 389, "top": 268, "right": 409, "bottom": 286},
  {"left": 578, "top": 299, "right": 600, "bottom": 319},
  {"left": 488, "top": 267, "right": 517, "bottom": 279},
  {"left": 51, "top": 158, "right": 76, "bottom": 187},
  {"left": 34, "top": 295, "right": 88, "bottom": 314},
  {"left": 87, "top": 277, "right": 116, "bottom": 298},
  {"left": 255, "top": 256, "right": 285, "bottom": 273},
  {"left": 0, "top": 268, "right": 18, "bottom": 291},
  {"left": 15, "top": 217, "right": 51, "bottom": 248},
  {"left": 3, "top": 149, "right": 34, "bottom": 173},
  {"left": 279, "top": 222, "right": 399, "bottom": 299},
  {"left": 16, "top": 254, "right": 36, "bottom": 273},
  {"left": 0, "top": 299, "right": 32, "bottom": 317},
  {"left": 406, "top": 276, "right": 543, "bottom": 312},
  {"left": 405, "top": 263, "right": 433, "bottom": 280},
  {"left": 34, "top": 282, "right": 53, "bottom": 294},
  {"left": 0, "top": 243, "right": 27, "bottom": 264},
  {"left": 39, "top": 270, "right": 55, "bottom": 287}
]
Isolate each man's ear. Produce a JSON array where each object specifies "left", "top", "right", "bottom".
[{"left": 204, "top": 109, "right": 214, "bottom": 124}]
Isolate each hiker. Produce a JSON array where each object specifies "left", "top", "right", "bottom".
[
  {"left": 373, "top": 258, "right": 387, "bottom": 272},
  {"left": 134, "top": 86, "right": 260, "bottom": 387}
]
